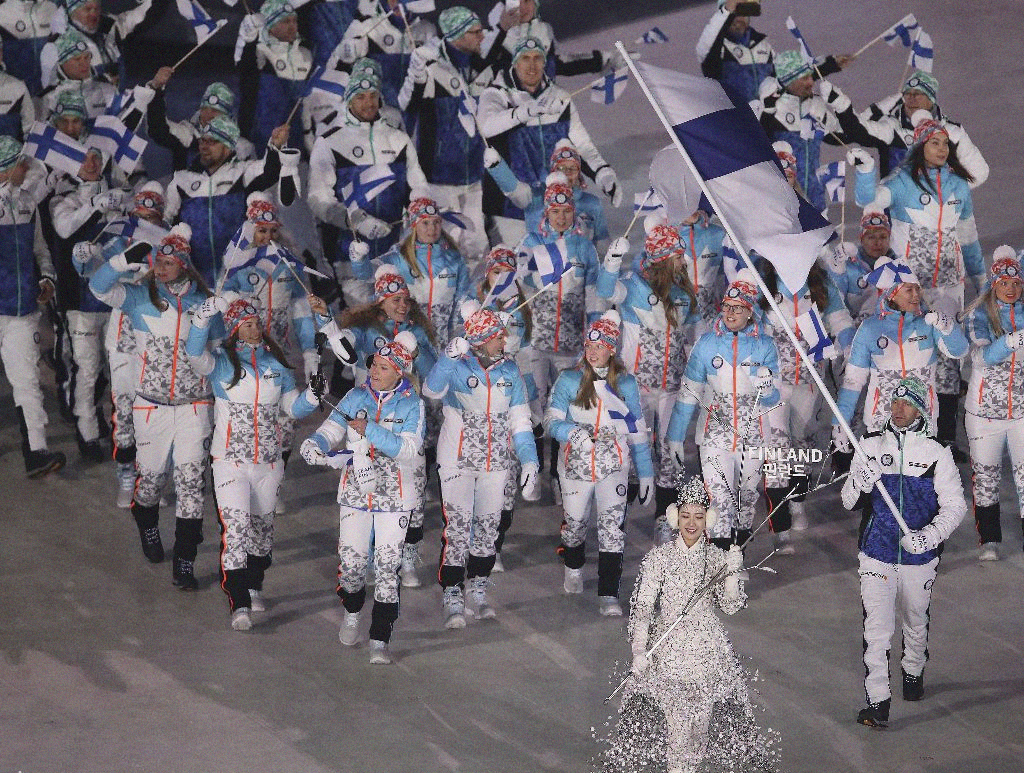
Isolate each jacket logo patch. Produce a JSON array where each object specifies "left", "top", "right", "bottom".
[
  {"left": 877, "top": 336, "right": 889, "bottom": 349},
  {"left": 919, "top": 193, "right": 931, "bottom": 205},
  {"left": 352, "top": 146, "right": 364, "bottom": 158},
  {"left": 191, "top": 180, "right": 201, "bottom": 191},
  {"left": 711, "top": 355, "right": 724, "bottom": 369},
  {"left": 355, "top": 409, "right": 368, "bottom": 420},
  {"left": 467, "top": 375, "right": 479, "bottom": 388},
  {"left": 881, "top": 453, "right": 893, "bottom": 466}
]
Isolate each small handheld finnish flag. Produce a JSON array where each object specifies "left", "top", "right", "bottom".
[
  {"left": 175, "top": 0, "right": 227, "bottom": 44},
  {"left": 794, "top": 308, "right": 838, "bottom": 361},
  {"left": 341, "top": 165, "right": 398, "bottom": 212},
  {"left": 590, "top": 68, "right": 628, "bottom": 105},
  {"left": 528, "top": 237, "right": 570, "bottom": 286},
  {"left": 785, "top": 16, "right": 815, "bottom": 63},
  {"left": 456, "top": 90, "right": 477, "bottom": 137},
  {"left": 399, "top": 0, "right": 435, "bottom": 14},
  {"left": 89, "top": 115, "right": 148, "bottom": 174},
  {"left": 883, "top": 14, "right": 920, "bottom": 47},
  {"left": 23, "top": 122, "right": 88, "bottom": 176},
  {"left": 815, "top": 161, "right": 845, "bottom": 204},
  {"left": 633, "top": 188, "right": 664, "bottom": 214},
  {"left": 482, "top": 270, "right": 518, "bottom": 307},
  {"left": 306, "top": 64, "right": 348, "bottom": 101},
  {"left": 636, "top": 27, "right": 668, "bottom": 45},
  {"left": 598, "top": 383, "right": 641, "bottom": 434}
]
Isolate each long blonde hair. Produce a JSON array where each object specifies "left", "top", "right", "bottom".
[
  {"left": 341, "top": 297, "right": 438, "bottom": 348},
  {"left": 963, "top": 282, "right": 1006, "bottom": 338},
  {"left": 398, "top": 231, "right": 459, "bottom": 280},
  {"left": 573, "top": 356, "right": 626, "bottom": 410},
  {"left": 642, "top": 259, "right": 696, "bottom": 328}
]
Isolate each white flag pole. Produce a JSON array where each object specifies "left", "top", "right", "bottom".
[{"left": 616, "top": 43, "right": 911, "bottom": 535}]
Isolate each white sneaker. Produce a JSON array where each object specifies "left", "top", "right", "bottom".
[
  {"left": 443, "top": 586, "right": 466, "bottom": 629},
  {"left": 563, "top": 566, "right": 584, "bottom": 594},
  {"left": 231, "top": 608, "right": 252, "bottom": 631},
  {"left": 116, "top": 463, "right": 135, "bottom": 509},
  {"left": 774, "top": 531, "right": 796, "bottom": 555},
  {"left": 249, "top": 589, "right": 266, "bottom": 612},
  {"left": 467, "top": 576, "right": 496, "bottom": 620},
  {"left": 400, "top": 543, "right": 421, "bottom": 588},
  {"left": 368, "top": 639, "right": 392, "bottom": 665},
  {"left": 492, "top": 552, "right": 505, "bottom": 573},
  {"left": 979, "top": 543, "right": 1000, "bottom": 562},
  {"left": 599, "top": 596, "right": 623, "bottom": 617},
  {"left": 338, "top": 611, "right": 361, "bottom": 646},
  {"left": 790, "top": 500, "right": 809, "bottom": 531}
]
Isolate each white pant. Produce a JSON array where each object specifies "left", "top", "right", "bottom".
[
  {"left": 439, "top": 466, "right": 507, "bottom": 574},
  {"left": 764, "top": 381, "right": 820, "bottom": 488},
  {"left": 64, "top": 310, "right": 108, "bottom": 441},
  {"left": 922, "top": 285, "right": 963, "bottom": 394},
  {"left": 700, "top": 444, "right": 762, "bottom": 539},
  {"left": 433, "top": 181, "right": 488, "bottom": 267},
  {"left": 106, "top": 313, "right": 137, "bottom": 452},
  {"left": 133, "top": 397, "right": 213, "bottom": 520},
  {"left": 0, "top": 312, "right": 48, "bottom": 450},
  {"left": 965, "top": 412, "right": 1024, "bottom": 511},
  {"left": 519, "top": 346, "right": 577, "bottom": 427},
  {"left": 639, "top": 387, "right": 682, "bottom": 489},
  {"left": 559, "top": 465, "right": 629, "bottom": 556},
  {"left": 337, "top": 506, "right": 407, "bottom": 605},
  {"left": 212, "top": 459, "right": 284, "bottom": 570},
  {"left": 858, "top": 552, "right": 938, "bottom": 704}
]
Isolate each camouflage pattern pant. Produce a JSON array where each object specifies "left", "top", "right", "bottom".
[
  {"left": 700, "top": 444, "right": 762, "bottom": 540},
  {"left": 438, "top": 466, "right": 508, "bottom": 577},
  {"left": 337, "top": 506, "right": 408, "bottom": 605},
  {"left": 133, "top": 398, "right": 212, "bottom": 521},
  {"left": 965, "top": 412, "right": 1024, "bottom": 511},
  {"left": 639, "top": 387, "right": 683, "bottom": 489},
  {"left": 559, "top": 464, "right": 629, "bottom": 557},
  {"left": 212, "top": 459, "right": 284, "bottom": 570}
]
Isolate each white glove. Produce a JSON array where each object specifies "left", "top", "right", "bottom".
[
  {"left": 520, "top": 463, "right": 540, "bottom": 501},
  {"left": 818, "top": 80, "right": 851, "bottom": 111},
  {"left": 924, "top": 311, "right": 955, "bottom": 336},
  {"left": 1005, "top": 330, "right": 1024, "bottom": 350},
  {"left": 630, "top": 651, "right": 649, "bottom": 675},
  {"left": 348, "top": 431, "right": 376, "bottom": 494},
  {"left": 831, "top": 424, "right": 852, "bottom": 454},
  {"left": 900, "top": 524, "right": 940, "bottom": 555},
  {"left": 603, "top": 237, "right": 629, "bottom": 272},
  {"left": 72, "top": 241, "right": 100, "bottom": 268},
  {"left": 409, "top": 45, "right": 433, "bottom": 83},
  {"left": 194, "top": 295, "right": 227, "bottom": 324},
  {"left": 754, "top": 367, "right": 774, "bottom": 394},
  {"left": 303, "top": 351, "right": 319, "bottom": 382},
  {"left": 339, "top": 34, "right": 368, "bottom": 62},
  {"left": 92, "top": 189, "right": 128, "bottom": 213},
  {"left": 943, "top": 122, "right": 965, "bottom": 144},
  {"left": 726, "top": 544, "right": 744, "bottom": 572},
  {"left": 351, "top": 210, "right": 391, "bottom": 240},
  {"left": 108, "top": 251, "right": 131, "bottom": 273},
  {"left": 567, "top": 425, "right": 594, "bottom": 452},
  {"left": 846, "top": 147, "right": 874, "bottom": 172},
  {"left": 300, "top": 437, "right": 329, "bottom": 466},
  {"left": 637, "top": 478, "right": 653, "bottom": 506},
  {"left": 445, "top": 336, "right": 470, "bottom": 359},
  {"left": 536, "top": 91, "right": 567, "bottom": 117},
  {"left": 853, "top": 456, "right": 882, "bottom": 493},
  {"left": 239, "top": 13, "right": 262, "bottom": 44},
  {"left": 512, "top": 101, "right": 542, "bottom": 124},
  {"left": 595, "top": 166, "right": 622, "bottom": 207},
  {"left": 484, "top": 147, "right": 502, "bottom": 169},
  {"left": 348, "top": 240, "right": 370, "bottom": 263}
]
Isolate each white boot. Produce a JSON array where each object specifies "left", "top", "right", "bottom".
[
  {"left": 249, "top": 589, "right": 266, "bottom": 613},
  {"left": 599, "top": 596, "right": 623, "bottom": 616},
  {"left": 467, "top": 576, "right": 496, "bottom": 619},
  {"left": 116, "top": 463, "right": 135, "bottom": 509},
  {"left": 400, "top": 543, "right": 421, "bottom": 587},
  {"left": 443, "top": 586, "right": 466, "bottom": 629},
  {"left": 979, "top": 542, "right": 1000, "bottom": 561},
  {"left": 492, "top": 552, "right": 505, "bottom": 573},
  {"left": 774, "top": 530, "right": 796, "bottom": 555},
  {"left": 563, "top": 566, "right": 583, "bottom": 594},
  {"left": 231, "top": 608, "right": 252, "bottom": 631},
  {"left": 368, "top": 639, "right": 392, "bottom": 665},
  {"left": 338, "top": 610, "right": 361, "bottom": 646},
  {"left": 790, "top": 500, "right": 809, "bottom": 530}
]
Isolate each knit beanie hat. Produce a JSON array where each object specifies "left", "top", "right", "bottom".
[
  {"left": 549, "top": 139, "right": 581, "bottom": 172},
  {"left": 262, "top": 0, "right": 297, "bottom": 30},
  {"left": 0, "top": 136, "right": 22, "bottom": 173},
  {"left": 56, "top": 29, "right": 90, "bottom": 65},
  {"left": 352, "top": 56, "right": 383, "bottom": 81},
  {"left": 345, "top": 64, "right": 381, "bottom": 104},
  {"left": 859, "top": 210, "right": 891, "bottom": 236},
  {"left": 133, "top": 181, "right": 165, "bottom": 216},
  {"left": 775, "top": 50, "right": 812, "bottom": 86},
  {"left": 51, "top": 89, "right": 88, "bottom": 121},
  {"left": 903, "top": 70, "right": 938, "bottom": 104},
  {"left": 246, "top": 192, "right": 279, "bottom": 226},
  {"left": 485, "top": 246, "right": 517, "bottom": 275},
  {"left": 891, "top": 376, "right": 929, "bottom": 416},
  {"left": 407, "top": 196, "right": 441, "bottom": 228},
  {"left": 543, "top": 172, "right": 574, "bottom": 211},
  {"left": 461, "top": 299, "right": 505, "bottom": 347},
  {"left": 438, "top": 6, "right": 481, "bottom": 41},
  {"left": 723, "top": 268, "right": 759, "bottom": 310},
  {"left": 642, "top": 223, "right": 684, "bottom": 271},
  {"left": 201, "top": 115, "right": 239, "bottom": 150},
  {"left": 157, "top": 223, "right": 193, "bottom": 267},
  {"left": 585, "top": 309, "right": 620, "bottom": 352},
  {"left": 377, "top": 330, "right": 417, "bottom": 373},
  {"left": 773, "top": 140, "right": 796, "bottom": 176},
  {"left": 200, "top": 82, "right": 235, "bottom": 116},
  {"left": 374, "top": 265, "right": 409, "bottom": 302},
  {"left": 910, "top": 109, "right": 947, "bottom": 146},
  {"left": 65, "top": 0, "right": 91, "bottom": 15},
  {"left": 223, "top": 298, "right": 262, "bottom": 337},
  {"left": 512, "top": 36, "right": 546, "bottom": 63},
  {"left": 989, "top": 247, "right": 1021, "bottom": 286}
]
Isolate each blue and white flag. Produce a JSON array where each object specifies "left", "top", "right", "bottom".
[
  {"left": 882, "top": 14, "right": 919, "bottom": 47},
  {"left": 794, "top": 308, "right": 838, "bottom": 361},
  {"left": 528, "top": 237, "right": 570, "bottom": 286},
  {"left": 910, "top": 30, "right": 934, "bottom": 72},
  {"left": 636, "top": 27, "right": 668, "bottom": 45},
  {"left": 816, "top": 161, "right": 845, "bottom": 204},
  {"left": 633, "top": 187, "right": 664, "bottom": 214},
  {"left": 866, "top": 257, "right": 915, "bottom": 291},
  {"left": 440, "top": 209, "right": 473, "bottom": 232},
  {"left": 305, "top": 64, "right": 348, "bottom": 101},
  {"left": 456, "top": 90, "right": 477, "bottom": 137},
  {"left": 89, "top": 115, "right": 147, "bottom": 174},
  {"left": 590, "top": 68, "right": 628, "bottom": 104},
  {"left": 482, "top": 270, "right": 518, "bottom": 307},
  {"left": 175, "top": 0, "right": 227, "bottom": 44},
  {"left": 784, "top": 16, "right": 815, "bottom": 63},
  {"left": 634, "top": 62, "right": 834, "bottom": 295},
  {"left": 23, "top": 122, "right": 87, "bottom": 176},
  {"left": 399, "top": 0, "right": 434, "bottom": 14},
  {"left": 341, "top": 165, "right": 398, "bottom": 212},
  {"left": 598, "top": 382, "right": 641, "bottom": 434}
]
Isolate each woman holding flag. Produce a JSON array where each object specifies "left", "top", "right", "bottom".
[
  {"left": 597, "top": 223, "right": 700, "bottom": 543},
  {"left": 544, "top": 310, "right": 653, "bottom": 616}
]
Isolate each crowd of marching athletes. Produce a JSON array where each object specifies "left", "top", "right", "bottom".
[{"left": 0, "top": 0, "right": 1012, "bottom": 743}]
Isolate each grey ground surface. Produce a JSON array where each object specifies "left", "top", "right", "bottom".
[{"left": 3, "top": 1, "right": 1024, "bottom": 772}]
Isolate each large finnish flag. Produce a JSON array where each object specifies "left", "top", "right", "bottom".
[
  {"left": 635, "top": 62, "right": 834, "bottom": 295},
  {"left": 23, "top": 122, "right": 88, "bottom": 176},
  {"left": 175, "top": 0, "right": 227, "bottom": 44}
]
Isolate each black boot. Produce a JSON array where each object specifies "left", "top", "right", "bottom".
[
  {"left": 17, "top": 407, "right": 65, "bottom": 478},
  {"left": 172, "top": 518, "right": 204, "bottom": 589},
  {"left": 937, "top": 394, "right": 968, "bottom": 462},
  {"left": 172, "top": 557, "right": 198, "bottom": 591},
  {"left": 131, "top": 502, "right": 164, "bottom": 563},
  {"left": 856, "top": 698, "right": 890, "bottom": 728},
  {"left": 597, "top": 551, "right": 624, "bottom": 599},
  {"left": 974, "top": 503, "right": 1001, "bottom": 545},
  {"left": 902, "top": 670, "right": 924, "bottom": 701}
]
